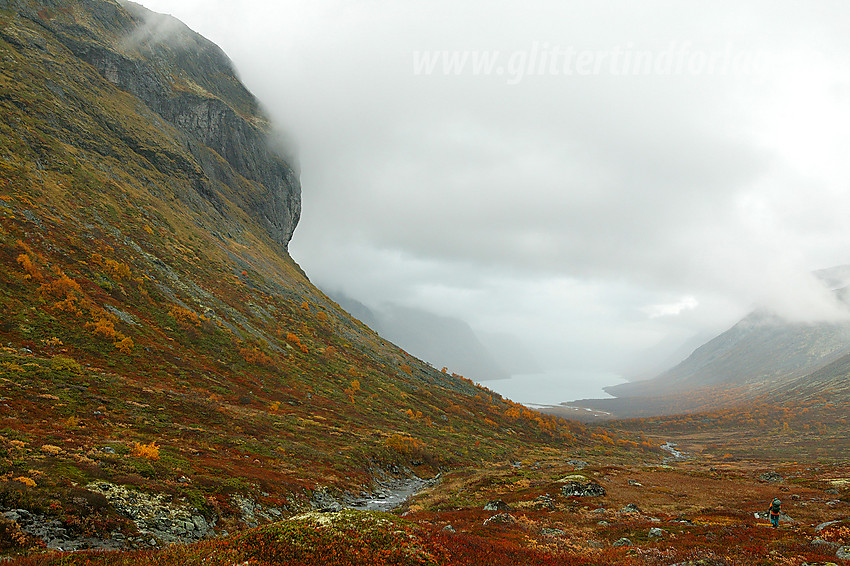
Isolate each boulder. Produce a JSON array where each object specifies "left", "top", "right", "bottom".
[
  {"left": 483, "top": 499, "right": 511, "bottom": 512},
  {"left": 816, "top": 519, "right": 843, "bottom": 532},
  {"left": 620, "top": 503, "right": 642, "bottom": 514},
  {"left": 561, "top": 481, "right": 606, "bottom": 498},
  {"left": 483, "top": 513, "right": 516, "bottom": 526},
  {"left": 534, "top": 494, "right": 556, "bottom": 510},
  {"left": 612, "top": 537, "right": 632, "bottom": 547},
  {"left": 648, "top": 527, "right": 666, "bottom": 538},
  {"left": 758, "top": 471, "right": 783, "bottom": 483}
]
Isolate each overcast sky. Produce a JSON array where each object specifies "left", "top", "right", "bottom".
[{"left": 139, "top": 0, "right": 850, "bottom": 398}]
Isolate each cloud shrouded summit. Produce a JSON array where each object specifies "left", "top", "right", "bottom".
[{"left": 138, "top": 0, "right": 850, "bottom": 395}]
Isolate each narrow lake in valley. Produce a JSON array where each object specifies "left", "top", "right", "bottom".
[{"left": 479, "top": 370, "right": 627, "bottom": 406}]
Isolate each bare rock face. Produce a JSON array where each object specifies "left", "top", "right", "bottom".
[{"left": 3, "top": 0, "right": 301, "bottom": 250}]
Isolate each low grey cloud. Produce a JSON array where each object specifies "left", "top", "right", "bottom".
[{"left": 138, "top": 0, "right": 850, "bottom": 400}]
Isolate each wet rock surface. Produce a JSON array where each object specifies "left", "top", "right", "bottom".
[{"left": 346, "top": 471, "right": 438, "bottom": 513}]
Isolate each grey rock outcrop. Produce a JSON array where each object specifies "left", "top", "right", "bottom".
[
  {"left": 87, "top": 482, "right": 213, "bottom": 544},
  {"left": 311, "top": 489, "right": 343, "bottom": 513},
  {"left": 561, "top": 481, "right": 606, "bottom": 498},
  {"left": 4, "top": 508, "right": 128, "bottom": 551},
  {"left": 483, "top": 499, "right": 511, "bottom": 512},
  {"left": 232, "top": 494, "right": 284, "bottom": 526}
]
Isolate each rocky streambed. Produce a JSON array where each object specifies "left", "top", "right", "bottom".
[
  {"left": 2, "top": 471, "right": 437, "bottom": 552},
  {"left": 347, "top": 474, "right": 438, "bottom": 512}
]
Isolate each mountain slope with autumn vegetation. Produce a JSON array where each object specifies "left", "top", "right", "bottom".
[
  {"left": 3, "top": 2, "right": 849, "bottom": 565},
  {"left": 0, "top": 0, "right": 633, "bottom": 555}
]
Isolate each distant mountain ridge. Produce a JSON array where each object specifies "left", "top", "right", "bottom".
[
  {"left": 572, "top": 267, "right": 850, "bottom": 416},
  {"left": 606, "top": 308, "right": 850, "bottom": 398}
]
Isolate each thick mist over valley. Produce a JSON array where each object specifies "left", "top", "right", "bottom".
[{"left": 138, "top": 0, "right": 850, "bottom": 403}]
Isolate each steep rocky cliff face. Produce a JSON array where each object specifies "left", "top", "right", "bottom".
[{"left": 1, "top": 0, "right": 300, "bottom": 249}]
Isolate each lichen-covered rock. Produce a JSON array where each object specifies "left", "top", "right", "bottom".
[
  {"left": 534, "top": 493, "right": 557, "bottom": 510},
  {"left": 561, "top": 481, "right": 606, "bottom": 498},
  {"left": 87, "top": 482, "right": 213, "bottom": 544}
]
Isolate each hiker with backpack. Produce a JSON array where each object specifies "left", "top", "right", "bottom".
[{"left": 768, "top": 497, "right": 781, "bottom": 528}]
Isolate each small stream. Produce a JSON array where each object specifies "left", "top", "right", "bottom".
[
  {"left": 347, "top": 475, "right": 439, "bottom": 512},
  {"left": 660, "top": 442, "right": 689, "bottom": 463}
]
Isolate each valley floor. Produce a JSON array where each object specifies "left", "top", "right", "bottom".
[{"left": 3, "top": 435, "right": 849, "bottom": 566}]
